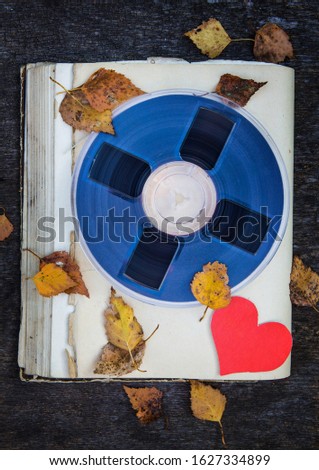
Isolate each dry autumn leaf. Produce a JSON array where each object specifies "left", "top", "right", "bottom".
[
  {"left": 290, "top": 256, "right": 319, "bottom": 311},
  {"left": 94, "top": 288, "right": 159, "bottom": 375},
  {"left": 58, "top": 69, "right": 144, "bottom": 134},
  {"left": 40, "top": 251, "right": 89, "bottom": 297},
  {"left": 190, "top": 381, "right": 227, "bottom": 446},
  {"left": 216, "top": 74, "right": 267, "bottom": 107},
  {"left": 123, "top": 386, "right": 163, "bottom": 424},
  {"left": 32, "top": 263, "right": 77, "bottom": 297},
  {"left": 185, "top": 18, "right": 231, "bottom": 59},
  {"left": 191, "top": 261, "right": 231, "bottom": 321},
  {"left": 254, "top": 23, "right": 294, "bottom": 63},
  {"left": 59, "top": 89, "right": 115, "bottom": 134},
  {"left": 0, "top": 208, "right": 13, "bottom": 241},
  {"left": 185, "top": 19, "right": 293, "bottom": 64},
  {"left": 81, "top": 68, "right": 144, "bottom": 113},
  {"left": 94, "top": 342, "right": 145, "bottom": 376},
  {"left": 106, "top": 288, "right": 144, "bottom": 353},
  {"left": 28, "top": 249, "right": 89, "bottom": 298}
]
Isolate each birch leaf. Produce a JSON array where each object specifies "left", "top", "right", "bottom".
[
  {"left": 94, "top": 342, "right": 145, "bottom": 376},
  {"left": 216, "top": 74, "right": 267, "bottom": 106},
  {"left": 190, "top": 381, "right": 227, "bottom": 446},
  {"left": 94, "top": 289, "right": 159, "bottom": 376},
  {"left": 191, "top": 261, "right": 231, "bottom": 321},
  {"left": 185, "top": 18, "right": 231, "bottom": 59},
  {"left": 81, "top": 68, "right": 144, "bottom": 113},
  {"left": 32, "top": 263, "right": 77, "bottom": 297},
  {"left": 123, "top": 386, "right": 163, "bottom": 423},
  {"left": 28, "top": 249, "right": 89, "bottom": 298},
  {"left": 290, "top": 256, "right": 319, "bottom": 311},
  {"left": 59, "top": 89, "right": 114, "bottom": 134},
  {"left": 105, "top": 289, "right": 144, "bottom": 352},
  {"left": 40, "top": 251, "right": 89, "bottom": 297},
  {"left": 0, "top": 209, "right": 13, "bottom": 241},
  {"left": 254, "top": 23, "right": 294, "bottom": 63}
]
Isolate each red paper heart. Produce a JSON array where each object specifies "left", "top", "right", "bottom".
[{"left": 211, "top": 296, "right": 292, "bottom": 375}]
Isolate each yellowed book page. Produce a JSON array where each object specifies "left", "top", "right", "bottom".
[{"left": 65, "top": 60, "right": 293, "bottom": 380}]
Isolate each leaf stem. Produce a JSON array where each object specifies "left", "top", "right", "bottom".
[
  {"left": 144, "top": 324, "right": 160, "bottom": 343},
  {"left": 23, "top": 247, "right": 42, "bottom": 260},
  {"left": 199, "top": 306, "right": 209, "bottom": 322},
  {"left": 219, "top": 420, "right": 227, "bottom": 448},
  {"left": 127, "top": 346, "right": 146, "bottom": 373},
  {"left": 231, "top": 38, "right": 255, "bottom": 42},
  {"left": 49, "top": 76, "right": 85, "bottom": 109},
  {"left": 56, "top": 85, "right": 82, "bottom": 95},
  {"left": 312, "top": 304, "right": 319, "bottom": 313}
]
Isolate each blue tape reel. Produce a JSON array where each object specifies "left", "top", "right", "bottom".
[{"left": 72, "top": 91, "right": 289, "bottom": 307}]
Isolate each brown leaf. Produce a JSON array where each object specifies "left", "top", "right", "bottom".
[
  {"left": 40, "top": 251, "right": 89, "bottom": 297},
  {"left": 191, "top": 261, "right": 231, "bottom": 321},
  {"left": 81, "top": 68, "right": 144, "bottom": 113},
  {"left": 216, "top": 74, "right": 267, "bottom": 107},
  {"left": 123, "top": 386, "right": 163, "bottom": 423},
  {"left": 190, "top": 380, "right": 227, "bottom": 446},
  {"left": 290, "top": 256, "right": 319, "bottom": 311},
  {"left": 253, "top": 23, "right": 294, "bottom": 63},
  {"left": 0, "top": 209, "right": 13, "bottom": 241},
  {"left": 32, "top": 263, "right": 77, "bottom": 297},
  {"left": 185, "top": 18, "right": 231, "bottom": 59},
  {"left": 94, "top": 342, "right": 145, "bottom": 376},
  {"left": 59, "top": 89, "right": 115, "bottom": 134}
]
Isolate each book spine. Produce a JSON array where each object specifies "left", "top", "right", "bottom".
[{"left": 20, "top": 63, "right": 56, "bottom": 377}]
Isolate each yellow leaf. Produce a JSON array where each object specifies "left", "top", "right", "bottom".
[
  {"left": 290, "top": 256, "right": 319, "bottom": 311},
  {"left": 32, "top": 263, "right": 77, "bottom": 297},
  {"left": 0, "top": 209, "right": 14, "bottom": 241},
  {"left": 190, "top": 381, "right": 227, "bottom": 446},
  {"left": 185, "top": 18, "right": 231, "bottom": 59},
  {"left": 105, "top": 288, "right": 144, "bottom": 353},
  {"left": 123, "top": 386, "right": 163, "bottom": 423},
  {"left": 40, "top": 251, "right": 89, "bottom": 297},
  {"left": 191, "top": 261, "right": 231, "bottom": 320},
  {"left": 94, "top": 289, "right": 159, "bottom": 376},
  {"left": 190, "top": 381, "right": 226, "bottom": 422}
]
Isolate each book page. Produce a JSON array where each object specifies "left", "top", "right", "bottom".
[{"left": 67, "top": 61, "right": 294, "bottom": 380}]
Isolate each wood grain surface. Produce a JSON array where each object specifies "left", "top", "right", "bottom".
[{"left": 0, "top": 0, "right": 318, "bottom": 450}]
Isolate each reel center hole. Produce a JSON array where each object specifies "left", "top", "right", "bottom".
[{"left": 142, "top": 162, "right": 217, "bottom": 236}]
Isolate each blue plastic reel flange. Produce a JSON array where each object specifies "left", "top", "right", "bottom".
[{"left": 72, "top": 90, "right": 289, "bottom": 307}]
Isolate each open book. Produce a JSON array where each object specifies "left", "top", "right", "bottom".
[{"left": 19, "top": 59, "right": 294, "bottom": 381}]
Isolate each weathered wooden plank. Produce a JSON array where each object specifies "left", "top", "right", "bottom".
[{"left": 0, "top": 0, "right": 318, "bottom": 451}]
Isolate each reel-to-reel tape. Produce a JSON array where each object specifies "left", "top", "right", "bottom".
[{"left": 72, "top": 90, "right": 289, "bottom": 307}]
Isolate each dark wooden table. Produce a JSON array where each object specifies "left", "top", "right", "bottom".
[{"left": 0, "top": 0, "right": 318, "bottom": 450}]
